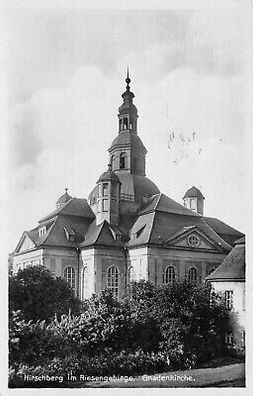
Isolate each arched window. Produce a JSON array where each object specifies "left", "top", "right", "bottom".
[
  {"left": 188, "top": 267, "right": 197, "bottom": 283},
  {"left": 111, "top": 155, "right": 114, "bottom": 170},
  {"left": 81, "top": 266, "right": 88, "bottom": 300},
  {"left": 123, "top": 117, "right": 128, "bottom": 129},
  {"left": 64, "top": 267, "right": 76, "bottom": 291},
  {"left": 119, "top": 152, "right": 126, "bottom": 169},
  {"left": 102, "top": 182, "right": 109, "bottom": 196},
  {"left": 107, "top": 266, "right": 119, "bottom": 299},
  {"left": 164, "top": 266, "right": 176, "bottom": 284}
]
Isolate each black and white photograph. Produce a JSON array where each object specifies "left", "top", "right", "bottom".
[{"left": 1, "top": 0, "right": 252, "bottom": 394}]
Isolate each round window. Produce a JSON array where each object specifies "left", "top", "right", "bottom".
[{"left": 188, "top": 234, "right": 200, "bottom": 247}]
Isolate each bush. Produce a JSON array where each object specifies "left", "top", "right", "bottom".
[
  {"left": 9, "top": 310, "right": 62, "bottom": 366},
  {"left": 9, "top": 265, "right": 80, "bottom": 322},
  {"left": 9, "top": 280, "right": 232, "bottom": 386},
  {"left": 9, "top": 348, "right": 169, "bottom": 387}
]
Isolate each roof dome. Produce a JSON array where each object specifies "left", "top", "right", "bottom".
[
  {"left": 97, "top": 166, "right": 120, "bottom": 184},
  {"left": 89, "top": 173, "right": 159, "bottom": 205},
  {"left": 183, "top": 186, "right": 205, "bottom": 200},
  {"left": 56, "top": 188, "right": 72, "bottom": 204},
  {"left": 118, "top": 98, "right": 137, "bottom": 115},
  {"left": 117, "top": 173, "right": 160, "bottom": 202},
  {"left": 109, "top": 131, "right": 147, "bottom": 153}
]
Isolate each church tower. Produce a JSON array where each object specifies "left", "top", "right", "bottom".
[
  {"left": 109, "top": 69, "right": 147, "bottom": 177},
  {"left": 95, "top": 164, "right": 121, "bottom": 225},
  {"left": 88, "top": 70, "right": 160, "bottom": 215}
]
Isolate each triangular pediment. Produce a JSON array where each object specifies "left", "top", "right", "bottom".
[
  {"left": 16, "top": 233, "right": 35, "bottom": 253},
  {"left": 165, "top": 227, "right": 224, "bottom": 252}
]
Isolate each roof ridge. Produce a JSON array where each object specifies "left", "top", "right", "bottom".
[
  {"left": 26, "top": 230, "right": 37, "bottom": 244},
  {"left": 14, "top": 231, "right": 31, "bottom": 253},
  {"left": 204, "top": 216, "right": 244, "bottom": 235},
  {"left": 38, "top": 217, "right": 58, "bottom": 246},
  {"left": 39, "top": 197, "right": 74, "bottom": 222},
  {"left": 92, "top": 220, "right": 106, "bottom": 245},
  {"left": 153, "top": 192, "right": 162, "bottom": 211},
  {"left": 146, "top": 211, "right": 156, "bottom": 244},
  {"left": 200, "top": 218, "right": 232, "bottom": 250}
]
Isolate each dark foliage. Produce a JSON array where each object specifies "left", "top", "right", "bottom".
[
  {"left": 9, "top": 279, "right": 232, "bottom": 387},
  {"left": 9, "top": 265, "right": 80, "bottom": 322}
]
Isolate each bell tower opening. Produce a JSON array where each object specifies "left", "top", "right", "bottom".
[{"left": 119, "top": 152, "right": 126, "bottom": 169}]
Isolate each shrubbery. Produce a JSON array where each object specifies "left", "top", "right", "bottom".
[
  {"left": 9, "top": 266, "right": 80, "bottom": 322},
  {"left": 9, "top": 275, "right": 231, "bottom": 387}
]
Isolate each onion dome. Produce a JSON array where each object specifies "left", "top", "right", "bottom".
[
  {"left": 56, "top": 188, "right": 72, "bottom": 205},
  {"left": 183, "top": 186, "right": 205, "bottom": 200},
  {"left": 118, "top": 68, "right": 138, "bottom": 115}
]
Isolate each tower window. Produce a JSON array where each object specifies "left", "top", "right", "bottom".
[
  {"left": 64, "top": 267, "right": 76, "bottom": 292},
  {"left": 188, "top": 267, "right": 197, "bottom": 283},
  {"left": 107, "top": 265, "right": 119, "bottom": 299},
  {"left": 111, "top": 155, "right": 114, "bottom": 169},
  {"left": 123, "top": 118, "right": 128, "bottom": 129},
  {"left": 119, "top": 152, "right": 126, "bottom": 169},
  {"left": 102, "top": 183, "right": 109, "bottom": 196},
  {"left": 102, "top": 199, "right": 109, "bottom": 211},
  {"left": 190, "top": 199, "right": 197, "bottom": 210}
]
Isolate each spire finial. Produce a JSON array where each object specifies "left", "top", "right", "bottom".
[
  {"left": 125, "top": 66, "right": 131, "bottom": 91},
  {"left": 65, "top": 187, "right": 68, "bottom": 193}
]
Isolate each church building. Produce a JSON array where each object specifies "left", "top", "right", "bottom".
[{"left": 12, "top": 72, "right": 244, "bottom": 303}]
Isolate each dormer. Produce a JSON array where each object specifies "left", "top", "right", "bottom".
[{"left": 39, "top": 227, "right": 46, "bottom": 237}]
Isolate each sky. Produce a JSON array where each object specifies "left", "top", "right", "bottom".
[{"left": 3, "top": 2, "right": 252, "bottom": 253}]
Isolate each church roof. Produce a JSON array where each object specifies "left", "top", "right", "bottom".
[
  {"left": 40, "top": 216, "right": 90, "bottom": 247},
  {"left": 139, "top": 193, "right": 200, "bottom": 216},
  {"left": 81, "top": 220, "right": 125, "bottom": 248},
  {"left": 39, "top": 198, "right": 95, "bottom": 223},
  {"left": 117, "top": 174, "right": 160, "bottom": 203},
  {"left": 206, "top": 237, "right": 245, "bottom": 281},
  {"left": 183, "top": 186, "right": 205, "bottom": 200},
  {"left": 97, "top": 168, "right": 120, "bottom": 183},
  {"left": 128, "top": 195, "right": 233, "bottom": 251},
  {"left": 14, "top": 214, "right": 92, "bottom": 253},
  {"left": 109, "top": 131, "right": 147, "bottom": 153},
  {"left": 204, "top": 217, "right": 243, "bottom": 236},
  {"left": 234, "top": 236, "right": 245, "bottom": 244}
]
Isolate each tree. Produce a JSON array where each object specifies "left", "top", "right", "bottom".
[
  {"left": 123, "top": 280, "right": 161, "bottom": 352},
  {"left": 9, "top": 265, "right": 80, "bottom": 322},
  {"left": 124, "top": 280, "right": 230, "bottom": 368},
  {"left": 152, "top": 281, "right": 230, "bottom": 366}
]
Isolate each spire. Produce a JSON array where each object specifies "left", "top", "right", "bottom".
[
  {"left": 117, "top": 69, "right": 138, "bottom": 134},
  {"left": 125, "top": 67, "right": 131, "bottom": 91}
]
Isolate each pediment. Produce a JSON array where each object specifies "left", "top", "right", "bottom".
[
  {"left": 165, "top": 227, "right": 223, "bottom": 252},
  {"left": 16, "top": 233, "right": 35, "bottom": 253}
]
